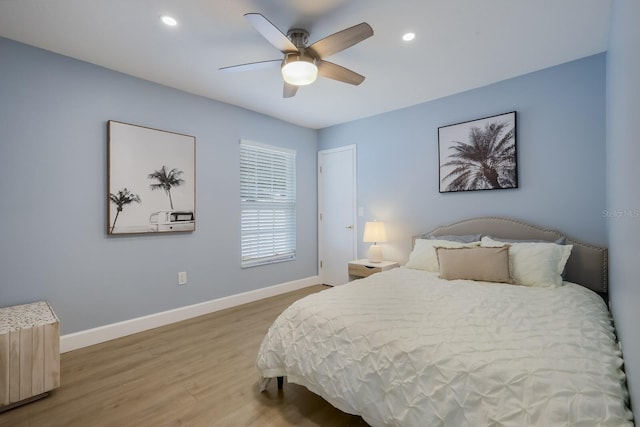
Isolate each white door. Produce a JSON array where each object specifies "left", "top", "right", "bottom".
[{"left": 318, "top": 145, "right": 357, "bottom": 286}]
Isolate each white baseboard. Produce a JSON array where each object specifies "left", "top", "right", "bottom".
[{"left": 60, "top": 276, "right": 319, "bottom": 353}]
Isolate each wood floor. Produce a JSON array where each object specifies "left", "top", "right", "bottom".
[{"left": 0, "top": 285, "right": 369, "bottom": 427}]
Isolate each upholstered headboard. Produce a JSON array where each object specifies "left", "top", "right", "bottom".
[{"left": 413, "top": 217, "right": 608, "bottom": 294}]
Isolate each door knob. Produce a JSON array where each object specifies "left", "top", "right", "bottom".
[{"left": 346, "top": 225, "right": 353, "bottom": 229}]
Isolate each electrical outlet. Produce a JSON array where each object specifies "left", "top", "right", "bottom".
[{"left": 178, "top": 271, "right": 187, "bottom": 285}]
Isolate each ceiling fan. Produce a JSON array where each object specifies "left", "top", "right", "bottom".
[{"left": 220, "top": 13, "right": 374, "bottom": 98}]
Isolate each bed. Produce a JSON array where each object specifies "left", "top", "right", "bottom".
[{"left": 256, "top": 217, "right": 634, "bottom": 426}]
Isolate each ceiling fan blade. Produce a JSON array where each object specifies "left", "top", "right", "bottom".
[
  {"left": 283, "top": 82, "right": 298, "bottom": 98},
  {"left": 244, "top": 13, "right": 298, "bottom": 53},
  {"left": 308, "top": 22, "right": 373, "bottom": 59},
  {"left": 219, "top": 59, "right": 282, "bottom": 73},
  {"left": 317, "top": 60, "right": 365, "bottom": 85}
]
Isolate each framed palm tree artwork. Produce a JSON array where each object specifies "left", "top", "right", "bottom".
[
  {"left": 438, "top": 111, "right": 517, "bottom": 193},
  {"left": 107, "top": 120, "right": 196, "bottom": 234}
]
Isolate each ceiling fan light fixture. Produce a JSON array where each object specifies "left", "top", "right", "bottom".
[{"left": 281, "top": 54, "right": 318, "bottom": 86}]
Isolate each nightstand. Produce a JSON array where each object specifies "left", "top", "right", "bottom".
[{"left": 348, "top": 259, "right": 399, "bottom": 280}]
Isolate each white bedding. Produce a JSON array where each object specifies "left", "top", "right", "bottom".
[{"left": 256, "top": 267, "right": 633, "bottom": 426}]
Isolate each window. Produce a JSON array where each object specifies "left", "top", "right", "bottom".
[{"left": 240, "top": 140, "right": 296, "bottom": 267}]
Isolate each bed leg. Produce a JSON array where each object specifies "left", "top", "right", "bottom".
[{"left": 277, "top": 376, "right": 284, "bottom": 389}]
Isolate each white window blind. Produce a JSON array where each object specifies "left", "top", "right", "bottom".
[{"left": 240, "top": 140, "right": 296, "bottom": 268}]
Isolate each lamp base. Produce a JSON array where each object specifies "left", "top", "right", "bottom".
[{"left": 368, "top": 245, "right": 383, "bottom": 263}]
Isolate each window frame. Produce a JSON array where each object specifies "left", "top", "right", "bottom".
[{"left": 240, "top": 139, "right": 297, "bottom": 268}]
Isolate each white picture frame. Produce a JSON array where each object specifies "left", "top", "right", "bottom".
[{"left": 107, "top": 120, "right": 196, "bottom": 234}]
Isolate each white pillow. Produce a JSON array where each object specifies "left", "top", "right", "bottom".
[
  {"left": 481, "top": 236, "right": 572, "bottom": 287},
  {"left": 405, "top": 239, "right": 480, "bottom": 272}
]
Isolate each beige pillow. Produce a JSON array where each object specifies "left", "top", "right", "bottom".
[{"left": 436, "top": 246, "right": 513, "bottom": 283}]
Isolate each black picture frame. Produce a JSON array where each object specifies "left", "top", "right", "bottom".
[
  {"left": 107, "top": 120, "right": 196, "bottom": 235},
  {"left": 438, "top": 111, "right": 517, "bottom": 193}
]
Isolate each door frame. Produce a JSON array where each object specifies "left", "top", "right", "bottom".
[{"left": 318, "top": 144, "right": 357, "bottom": 284}]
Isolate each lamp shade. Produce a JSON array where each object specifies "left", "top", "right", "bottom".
[
  {"left": 281, "top": 54, "right": 318, "bottom": 86},
  {"left": 363, "top": 221, "right": 387, "bottom": 243}
]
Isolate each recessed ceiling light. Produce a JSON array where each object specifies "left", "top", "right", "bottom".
[
  {"left": 161, "top": 15, "right": 177, "bottom": 27},
  {"left": 402, "top": 32, "right": 416, "bottom": 42}
]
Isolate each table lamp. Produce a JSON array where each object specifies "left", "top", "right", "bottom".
[{"left": 363, "top": 221, "right": 387, "bottom": 263}]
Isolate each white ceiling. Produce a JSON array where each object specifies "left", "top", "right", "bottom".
[{"left": 0, "top": 0, "right": 612, "bottom": 129}]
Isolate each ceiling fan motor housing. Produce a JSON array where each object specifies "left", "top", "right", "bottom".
[
  {"left": 286, "top": 29, "right": 310, "bottom": 50},
  {"left": 282, "top": 29, "right": 317, "bottom": 86}
]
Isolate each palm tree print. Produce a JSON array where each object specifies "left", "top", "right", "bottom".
[
  {"left": 109, "top": 188, "right": 141, "bottom": 233},
  {"left": 441, "top": 120, "right": 516, "bottom": 191},
  {"left": 148, "top": 166, "right": 185, "bottom": 209}
]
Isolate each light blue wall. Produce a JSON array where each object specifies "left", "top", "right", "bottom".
[
  {"left": 607, "top": 0, "right": 640, "bottom": 414},
  {"left": 319, "top": 54, "right": 607, "bottom": 262},
  {"left": 0, "top": 37, "right": 318, "bottom": 334}
]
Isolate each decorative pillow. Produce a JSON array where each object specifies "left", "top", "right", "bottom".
[
  {"left": 405, "top": 239, "right": 480, "bottom": 272},
  {"left": 436, "top": 246, "right": 512, "bottom": 283},
  {"left": 481, "top": 236, "right": 572, "bottom": 287},
  {"left": 427, "top": 233, "right": 482, "bottom": 243}
]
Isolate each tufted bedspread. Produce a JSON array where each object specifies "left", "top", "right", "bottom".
[{"left": 257, "top": 267, "right": 633, "bottom": 426}]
